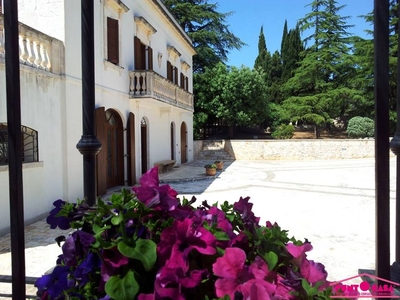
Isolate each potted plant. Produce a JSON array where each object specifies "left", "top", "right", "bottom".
[
  {"left": 204, "top": 163, "right": 217, "bottom": 176},
  {"left": 214, "top": 160, "right": 223, "bottom": 171},
  {"left": 35, "top": 167, "right": 333, "bottom": 300}
]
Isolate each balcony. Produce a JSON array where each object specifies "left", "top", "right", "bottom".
[
  {"left": 0, "top": 14, "right": 64, "bottom": 75},
  {"left": 129, "top": 70, "right": 194, "bottom": 112}
]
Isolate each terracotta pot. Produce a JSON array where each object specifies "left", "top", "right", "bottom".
[
  {"left": 205, "top": 167, "right": 217, "bottom": 176},
  {"left": 214, "top": 161, "right": 223, "bottom": 170}
]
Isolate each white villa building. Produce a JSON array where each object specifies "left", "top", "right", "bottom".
[{"left": 0, "top": 0, "right": 196, "bottom": 234}]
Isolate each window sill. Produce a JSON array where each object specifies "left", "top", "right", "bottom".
[
  {"left": 0, "top": 161, "right": 44, "bottom": 172},
  {"left": 104, "top": 60, "right": 124, "bottom": 75}
]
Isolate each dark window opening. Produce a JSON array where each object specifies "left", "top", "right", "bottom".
[
  {"left": 134, "top": 36, "right": 153, "bottom": 70},
  {"left": 0, "top": 123, "right": 39, "bottom": 166},
  {"left": 107, "top": 17, "right": 119, "bottom": 65}
]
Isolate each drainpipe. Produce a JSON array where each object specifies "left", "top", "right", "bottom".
[
  {"left": 76, "top": 0, "right": 102, "bottom": 206},
  {"left": 3, "top": 0, "right": 26, "bottom": 298}
]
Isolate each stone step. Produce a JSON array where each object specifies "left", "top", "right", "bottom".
[{"left": 197, "top": 148, "right": 235, "bottom": 161}]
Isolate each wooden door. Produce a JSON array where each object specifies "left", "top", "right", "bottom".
[
  {"left": 170, "top": 122, "right": 175, "bottom": 160},
  {"left": 127, "top": 113, "right": 136, "bottom": 185},
  {"left": 95, "top": 107, "right": 107, "bottom": 196},
  {"left": 105, "top": 110, "right": 124, "bottom": 189},
  {"left": 180, "top": 122, "right": 187, "bottom": 163}
]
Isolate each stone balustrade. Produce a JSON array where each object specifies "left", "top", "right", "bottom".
[
  {"left": 129, "top": 70, "right": 194, "bottom": 111},
  {"left": 0, "top": 15, "right": 64, "bottom": 75}
]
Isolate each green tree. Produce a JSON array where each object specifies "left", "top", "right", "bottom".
[
  {"left": 281, "top": 20, "right": 288, "bottom": 55},
  {"left": 282, "top": 0, "right": 360, "bottom": 138},
  {"left": 281, "top": 24, "right": 304, "bottom": 82},
  {"left": 195, "top": 63, "right": 269, "bottom": 137},
  {"left": 254, "top": 26, "right": 271, "bottom": 76},
  {"left": 162, "top": 0, "right": 245, "bottom": 73},
  {"left": 351, "top": 1, "right": 398, "bottom": 132}
]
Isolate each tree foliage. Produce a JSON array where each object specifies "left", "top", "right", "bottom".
[
  {"left": 162, "top": 0, "right": 245, "bottom": 73},
  {"left": 194, "top": 63, "right": 269, "bottom": 137},
  {"left": 282, "top": 0, "right": 361, "bottom": 138}
]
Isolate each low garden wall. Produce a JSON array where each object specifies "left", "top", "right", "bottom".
[{"left": 193, "top": 139, "right": 392, "bottom": 160}]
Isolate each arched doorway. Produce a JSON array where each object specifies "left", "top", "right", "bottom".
[
  {"left": 105, "top": 109, "right": 124, "bottom": 189},
  {"left": 180, "top": 122, "right": 187, "bottom": 163},
  {"left": 95, "top": 107, "right": 124, "bottom": 195},
  {"left": 170, "top": 122, "right": 175, "bottom": 161},
  {"left": 127, "top": 112, "right": 136, "bottom": 186},
  {"left": 141, "top": 117, "right": 148, "bottom": 174}
]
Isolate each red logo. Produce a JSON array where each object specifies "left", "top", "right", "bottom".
[{"left": 330, "top": 273, "right": 400, "bottom": 298}]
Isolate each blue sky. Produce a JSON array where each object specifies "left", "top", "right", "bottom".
[{"left": 216, "top": 0, "right": 373, "bottom": 68}]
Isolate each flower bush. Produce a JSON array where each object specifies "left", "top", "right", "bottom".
[{"left": 35, "top": 166, "right": 334, "bottom": 299}]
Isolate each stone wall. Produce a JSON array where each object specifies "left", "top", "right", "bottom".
[{"left": 193, "top": 139, "right": 390, "bottom": 160}]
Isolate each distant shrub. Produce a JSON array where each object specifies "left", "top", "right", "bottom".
[
  {"left": 346, "top": 116, "right": 374, "bottom": 138},
  {"left": 272, "top": 124, "right": 294, "bottom": 139}
]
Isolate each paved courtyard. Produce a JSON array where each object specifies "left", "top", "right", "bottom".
[{"left": 0, "top": 157, "right": 397, "bottom": 297}]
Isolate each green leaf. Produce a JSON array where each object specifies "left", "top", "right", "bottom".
[
  {"left": 264, "top": 251, "right": 278, "bottom": 270},
  {"left": 214, "top": 231, "right": 230, "bottom": 241},
  {"left": 105, "top": 271, "right": 139, "bottom": 300},
  {"left": 118, "top": 239, "right": 157, "bottom": 271},
  {"left": 111, "top": 213, "right": 123, "bottom": 225}
]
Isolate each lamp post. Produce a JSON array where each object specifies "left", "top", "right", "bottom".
[{"left": 76, "top": 0, "right": 102, "bottom": 206}]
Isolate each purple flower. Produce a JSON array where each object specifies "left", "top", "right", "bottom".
[
  {"left": 140, "top": 266, "right": 206, "bottom": 300},
  {"left": 73, "top": 252, "right": 100, "bottom": 286},
  {"left": 233, "top": 196, "right": 260, "bottom": 226},
  {"left": 100, "top": 247, "right": 129, "bottom": 282},
  {"left": 46, "top": 199, "right": 71, "bottom": 230},
  {"left": 132, "top": 167, "right": 178, "bottom": 211},
  {"left": 35, "top": 266, "right": 72, "bottom": 299},
  {"left": 158, "top": 218, "right": 216, "bottom": 272},
  {"left": 62, "top": 231, "right": 95, "bottom": 267}
]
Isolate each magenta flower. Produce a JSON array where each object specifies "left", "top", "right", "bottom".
[
  {"left": 274, "top": 274, "right": 297, "bottom": 299},
  {"left": 100, "top": 247, "right": 129, "bottom": 282},
  {"left": 213, "top": 247, "right": 276, "bottom": 299},
  {"left": 138, "top": 266, "right": 206, "bottom": 300},
  {"left": 286, "top": 241, "right": 313, "bottom": 267},
  {"left": 300, "top": 259, "right": 328, "bottom": 285},
  {"left": 158, "top": 218, "right": 216, "bottom": 272},
  {"left": 132, "top": 167, "right": 178, "bottom": 211}
]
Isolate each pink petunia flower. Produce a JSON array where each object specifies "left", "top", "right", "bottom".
[
  {"left": 213, "top": 247, "right": 276, "bottom": 299},
  {"left": 300, "top": 259, "right": 328, "bottom": 285},
  {"left": 132, "top": 166, "right": 178, "bottom": 211},
  {"left": 286, "top": 241, "right": 313, "bottom": 267}
]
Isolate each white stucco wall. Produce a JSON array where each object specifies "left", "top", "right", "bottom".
[
  {"left": 0, "top": 62, "right": 66, "bottom": 234},
  {"left": 0, "top": 0, "right": 195, "bottom": 233}
]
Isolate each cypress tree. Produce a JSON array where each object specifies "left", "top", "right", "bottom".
[{"left": 254, "top": 26, "right": 270, "bottom": 74}]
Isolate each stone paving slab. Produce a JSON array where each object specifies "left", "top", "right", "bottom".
[{"left": 0, "top": 157, "right": 397, "bottom": 298}]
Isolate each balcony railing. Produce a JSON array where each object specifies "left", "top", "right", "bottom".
[
  {"left": 129, "top": 70, "right": 194, "bottom": 111},
  {"left": 0, "top": 14, "right": 64, "bottom": 75}
]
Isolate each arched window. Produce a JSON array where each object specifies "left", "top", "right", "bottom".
[{"left": 0, "top": 123, "right": 39, "bottom": 166}]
